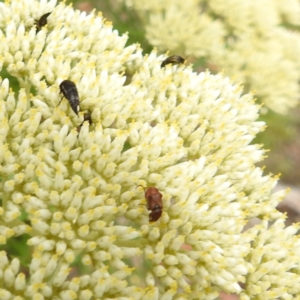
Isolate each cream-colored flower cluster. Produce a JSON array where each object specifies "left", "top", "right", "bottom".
[
  {"left": 120, "top": 0, "right": 300, "bottom": 114},
  {"left": 0, "top": 0, "right": 300, "bottom": 299},
  {"left": 241, "top": 219, "right": 300, "bottom": 300}
]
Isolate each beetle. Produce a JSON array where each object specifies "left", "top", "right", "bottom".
[
  {"left": 81, "top": 112, "right": 92, "bottom": 126},
  {"left": 57, "top": 80, "right": 80, "bottom": 115},
  {"left": 161, "top": 55, "right": 185, "bottom": 68},
  {"left": 35, "top": 12, "right": 52, "bottom": 32},
  {"left": 77, "top": 112, "right": 92, "bottom": 132},
  {"left": 137, "top": 185, "right": 163, "bottom": 222}
]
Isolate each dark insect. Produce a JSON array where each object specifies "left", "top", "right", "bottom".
[
  {"left": 138, "top": 185, "right": 163, "bottom": 222},
  {"left": 77, "top": 112, "right": 92, "bottom": 132},
  {"left": 35, "top": 12, "right": 52, "bottom": 32},
  {"left": 81, "top": 112, "right": 92, "bottom": 126},
  {"left": 161, "top": 55, "right": 185, "bottom": 68},
  {"left": 58, "top": 80, "right": 80, "bottom": 115}
]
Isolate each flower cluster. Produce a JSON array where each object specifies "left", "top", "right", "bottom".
[
  {"left": 0, "top": 0, "right": 300, "bottom": 299},
  {"left": 119, "top": 0, "right": 300, "bottom": 114}
]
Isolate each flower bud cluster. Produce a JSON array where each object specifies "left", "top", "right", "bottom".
[
  {"left": 120, "top": 0, "right": 300, "bottom": 113},
  {"left": 0, "top": 0, "right": 299, "bottom": 299}
]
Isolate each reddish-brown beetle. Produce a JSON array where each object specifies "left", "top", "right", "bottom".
[{"left": 137, "top": 185, "right": 163, "bottom": 222}]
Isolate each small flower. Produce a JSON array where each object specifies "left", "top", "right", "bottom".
[{"left": 0, "top": 0, "right": 299, "bottom": 299}]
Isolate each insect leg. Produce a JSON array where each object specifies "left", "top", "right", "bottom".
[{"left": 56, "top": 95, "right": 64, "bottom": 107}]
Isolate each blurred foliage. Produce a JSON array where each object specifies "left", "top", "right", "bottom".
[
  {"left": 256, "top": 107, "right": 300, "bottom": 185},
  {"left": 0, "top": 66, "right": 20, "bottom": 93},
  {"left": 71, "top": 0, "right": 153, "bottom": 52},
  {"left": 0, "top": 234, "right": 31, "bottom": 269}
]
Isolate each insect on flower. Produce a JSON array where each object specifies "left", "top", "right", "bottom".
[
  {"left": 77, "top": 112, "right": 92, "bottom": 132},
  {"left": 161, "top": 55, "right": 185, "bottom": 68},
  {"left": 137, "top": 185, "right": 163, "bottom": 222},
  {"left": 58, "top": 80, "right": 80, "bottom": 115},
  {"left": 81, "top": 112, "right": 92, "bottom": 126},
  {"left": 35, "top": 12, "right": 52, "bottom": 32}
]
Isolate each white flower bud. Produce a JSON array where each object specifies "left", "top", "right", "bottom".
[
  {"left": 31, "top": 218, "right": 50, "bottom": 234},
  {"left": 79, "top": 290, "right": 93, "bottom": 300},
  {"left": 86, "top": 242, "right": 97, "bottom": 252},
  {"left": 9, "top": 258, "right": 20, "bottom": 275},
  {"left": 153, "top": 265, "right": 167, "bottom": 277},
  {"left": 60, "top": 290, "right": 77, "bottom": 300},
  {"left": 148, "top": 228, "right": 160, "bottom": 242},
  {"left": 50, "top": 223, "right": 61, "bottom": 236},
  {"left": 4, "top": 268, "right": 15, "bottom": 287},
  {"left": 72, "top": 160, "right": 82, "bottom": 172},
  {"left": 65, "top": 230, "right": 76, "bottom": 240},
  {"left": 93, "top": 251, "right": 111, "bottom": 262},
  {"left": 38, "top": 240, "right": 55, "bottom": 252},
  {"left": 4, "top": 180, "right": 15, "bottom": 192},
  {"left": 0, "top": 290, "right": 11, "bottom": 300},
  {"left": 14, "top": 273, "right": 26, "bottom": 291},
  {"left": 45, "top": 255, "right": 58, "bottom": 277},
  {"left": 52, "top": 266, "right": 71, "bottom": 287},
  {"left": 53, "top": 211, "right": 63, "bottom": 222},
  {"left": 30, "top": 268, "right": 45, "bottom": 284},
  {"left": 64, "top": 249, "right": 75, "bottom": 263},
  {"left": 70, "top": 239, "right": 86, "bottom": 250},
  {"left": 64, "top": 207, "right": 78, "bottom": 221},
  {"left": 121, "top": 247, "right": 142, "bottom": 258},
  {"left": 164, "top": 255, "right": 178, "bottom": 266},
  {"left": 81, "top": 254, "right": 92, "bottom": 266}
]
